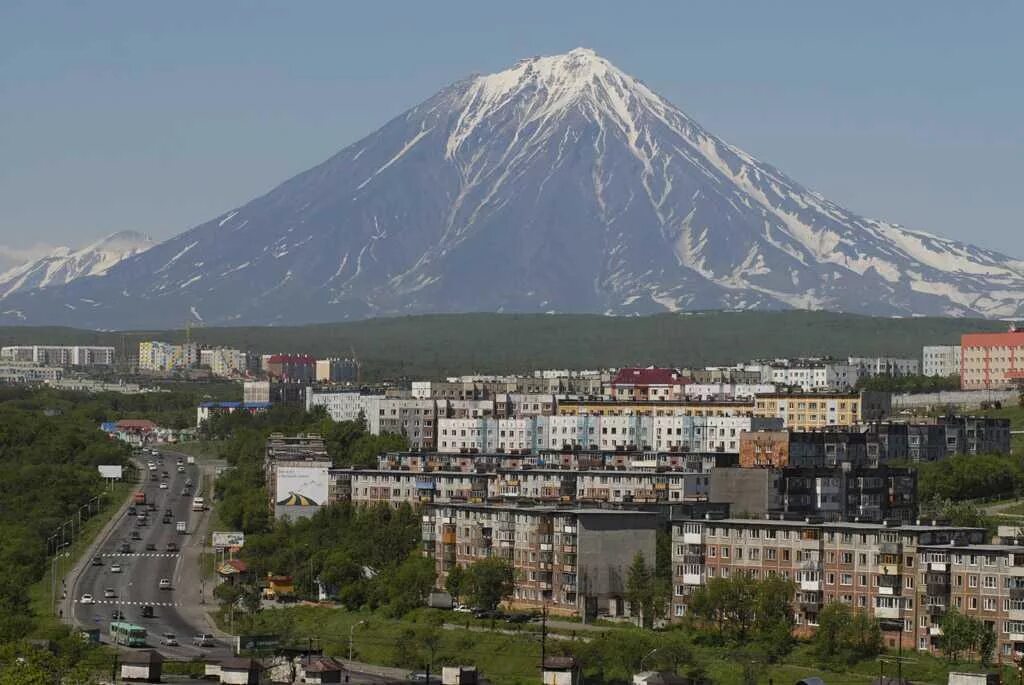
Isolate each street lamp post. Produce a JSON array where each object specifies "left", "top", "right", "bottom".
[
  {"left": 640, "top": 648, "right": 660, "bottom": 672},
  {"left": 349, "top": 620, "right": 367, "bottom": 661}
]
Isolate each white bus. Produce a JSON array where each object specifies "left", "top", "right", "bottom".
[{"left": 192, "top": 496, "right": 205, "bottom": 511}]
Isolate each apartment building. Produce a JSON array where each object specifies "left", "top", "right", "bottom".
[
  {"left": 753, "top": 391, "right": 891, "bottom": 430},
  {"left": 425, "top": 503, "right": 657, "bottom": 617},
  {"left": 444, "top": 399, "right": 496, "bottom": 419},
  {"left": 754, "top": 359, "right": 860, "bottom": 392},
  {"left": 961, "top": 329, "right": 1024, "bottom": 390},
  {"left": 609, "top": 367, "right": 690, "bottom": 401},
  {"left": 1, "top": 344, "right": 115, "bottom": 367},
  {"left": 138, "top": 341, "right": 199, "bottom": 372},
  {"left": 265, "top": 354, "right": 316, "bottom": 382},
  {"left": 315, "top": 357, "right": 359, "bottom": 384},
  {"left": 375, "top": 450, "right": 736, "bottom": 474},
  {"left": 670, "top": 517, "right": 991, "bottom": 654},
  {"left": 849, "top": 356, "right": 921, "bottom": 378},
  {"left": 264, "top": 434, "right": 331, "bottom": 521},
  {"left": 683, "top": 383, "right": 777, "bottom": 400},
  {"left": 367, "top": 398, "right": 437, "bottom": 450},
  {"left": 495, "top": 393, "right": 557, "bottom": 417},
  {"left": 922, "top": 345, "right": 961, "bottom": 378},
  {"left": 557, "top": 398, "right": 755, "bottom": 418},
  {"left": 199, "top": 347, "right": 248, "bottom": 377},
  {"left": 0, "top": 363, "right": 64, "bottom": 384},
  {"left": 708, "top": 466, "right": 917, "bottom": 522}
]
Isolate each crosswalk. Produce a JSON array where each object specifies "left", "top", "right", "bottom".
[
  {"left": 77, "top": 600, "right": 179, "bottom": 607},
  {"left": 100, "top": 552, "right": 179, "bottom": 558}
]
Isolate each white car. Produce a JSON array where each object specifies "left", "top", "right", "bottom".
[
  {"left": 80, "top": 593, "right": 94, "bottom": 604},
  {"left": 104, "top": 588, "right": 116, "bottom": 599},
  {"left": 110, "top": 564, "right": 122, "bottom": 573},
  {"left": 160, "top": 632, "right": 178, "bottom": 646},
  {"left": 159, "top": 578, "right": 171, "bottom": 590},
  {"left": 453, "top": 604, "right": 471, "bottom": 613},
  {"left": 159, "top": 482, "right": 168, "bottom": 489},
  {"left": 177, "top": 466, "right": 185, "bottom": 473}
]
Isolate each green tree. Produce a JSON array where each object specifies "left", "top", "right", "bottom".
[
  {"left": 978, "top": 622, "right": 996, "bottom": 666},
  {"left": 445, "top": 564, "right": 466, "bottom": 601},
  {"left": 464, "top": 557, "right": 514, "bottom": 611},
  {"left": 939, "top": 608, "right": 977, "bottom": 662},
  {"left": 385, "top": 554, "right": 437, "bottom": 617},
  {"left": 814, "top": 602, "right": 882, "bottom": 667},
  {"left": 626, "top": 552, "right": 656, "bottom": 627}
]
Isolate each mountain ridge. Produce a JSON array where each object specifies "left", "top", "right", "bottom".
[{"left": 0, "top": 48, "right": 1020, "bottom": 327}]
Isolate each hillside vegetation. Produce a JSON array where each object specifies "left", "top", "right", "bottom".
[{"left": 0, "top": 311, "right": 1005, "bottom": 381}]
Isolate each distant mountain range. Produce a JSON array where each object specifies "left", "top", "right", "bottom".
[
  {"left": 0, "top": 231, "right": 153, "bottom": 304},
  {"left": 1, "top": 48, "right": 1021, "bottom": 328}
]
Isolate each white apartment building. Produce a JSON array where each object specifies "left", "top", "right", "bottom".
[
  {"left": 922, "top": 345, "right": 961, "bottom": 378},
  {"left": 849, "top": 356, "right": 920, "bottom": 377},
  {"left": 0, "top": 345, "right": 114, "bottom": 367},
  {"left": 684, "top": 383, "right": 777, "bottom": 400},
  {"left": 758, "top": 361, "right": 859, "bottom": 391}
]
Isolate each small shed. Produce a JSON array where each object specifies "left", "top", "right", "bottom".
[
  {"left": 543, "top": 656, "right": 581, "bottom": 685},
  {"left": 299, "top": 656, "right": 347, "bottom": 684},
  {"left": 120, "top": 650, "right": 164, "bottom": 683},
  {"left": 443, "top": 666, "right": 478, "bottom": 685},
  {"left": 219, "top": 657, "right": 262, "bottom": 685}
]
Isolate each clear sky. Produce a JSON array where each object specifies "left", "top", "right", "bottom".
[{"left": 1, "top": 1, "right": 1021, "bottom": 263}]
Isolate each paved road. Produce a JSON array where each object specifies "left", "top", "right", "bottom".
[{"left": 70, "top": 448, "right": 231, "bottom": 659}]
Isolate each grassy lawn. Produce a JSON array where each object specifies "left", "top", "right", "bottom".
[
  {"left": 27, "top": 480, "right": 135, "bottom": 635},
  {"left": 216, "top": 605, "right": 1014, "bottom": 685}
]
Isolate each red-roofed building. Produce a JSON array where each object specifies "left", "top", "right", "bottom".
[
  {"left": 961, "top": 328, "right": 1024, "bottom": 390},
  {"left": 609, "top": 367, "right": 690, "bottom": 401},
  {"left": 265, "top": 354, "right": 316, "bottom": 382}
]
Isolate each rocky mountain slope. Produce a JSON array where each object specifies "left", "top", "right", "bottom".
[{"left": 2, "top": 48, "right": 1020, "bottom": 328}]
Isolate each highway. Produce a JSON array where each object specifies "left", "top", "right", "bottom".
[{"left": 70, "top": 448, "right": 231, "bottom": 659}]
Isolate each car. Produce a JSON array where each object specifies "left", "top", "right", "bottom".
[
  {"left": 164, "top": 508, "right": 173, "bottom": 517},
  {"left": 453, "top": 604, "right": 471, "bottom": 613},
  {"left": 176, "top": 458, "right": 183, "bottom": 466},
  {"left": 150, "top": 474, "right": 157, "bottom": 481},
  {"left": 166, "top": 542, "right": 178, "bottom": 552},
  {"left": 91, "top": 555, "right": 103, "bottom": 566},
  {"left": 110, "top": 564, "right": 122, "bottom": 573},
  {"left": 177, "top": 465, "right": 185, "bottom": 473},
  {"left": 185, "top": 479, "right": 193, "bottom": 487},
  {"left": 181, "top": 488, "right": 191, "bottom": 497},
  {"left": 127, "top": 506, "right": 136, "bottom": 516},
  {"left": 136, "top": 519, "right": 146, "bottom": 527},
  {"left": 103, "top": 588, "right": 117, "bottom": 599},
  {"left": 473, "top": 609, "right": 505, "bottom": 620},
  {"left": 148, "top": 502, "right": 157, "bottom": 510},
  {"left": 192, "top": 633, "right": 215, "bottom": 647},
  {"left": 158, "top": 578, "right": 171, "bottom": 590},
  {"left": 407, "top": 673, "right": 441, "bottom": 684},
  {"left": 111, "top": 609, "right": 124, "bottom": 620},
  {"left": 162, "top": 517, "right": 172, "bottom": 525},
  {"left": 159, "top": 482, "right": 168, "bottom": 489},
  {"left": 120, "top": 543, "right": 132, "bottom": 553},
  {"left": 141, "top": 605, "right": 154, "bottom": 618},
  {"left": 79, "top": 594, "right": 94, "bottom": 604},
  {"left": 130, "top": 531, "right": 141, "bottom": 540},
  {"left": 505, "top": 613, "right": 532, "bottom": 624},
  {"left": 161, "top": 471, "right": 168, "bottom": 479},
  {"left": 160, "top": 632, "right": 178, "bottom": 646},
  {"left": 145, "top": 543, "right": 157, "bottom": 551}
]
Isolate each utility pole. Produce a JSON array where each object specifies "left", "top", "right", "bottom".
[{"left": 540, "top": 604, "right": 548, "bottom": 676}]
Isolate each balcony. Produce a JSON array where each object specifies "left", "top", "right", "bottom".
[
  {"left": 1011, "top": 633, "right": 1024, "bottom": 643},
  {"left": 800, "top": 580, "right": 821, "bottom": 592},
  {"left": 927, "top": 561, "right": 948, "bottom": 572},
  {"left": 682, "top": 554, "right": 705, "bottom": 565},
  {"left": 875, "top": 605, "right": 900, "bottom": 619},
  {"left": 1010, "top": 609, "right": 1024, "bottom": 622},
  {"left": 1010, "top": 588, "right": 1024, "bottom": 601},
  {"left": 562, "top": 583, "right": 576, "bottom": 593},
  {"left": 683, "top": 531, "right": 702, "bottom": 545},
  {"left": 683, "top": 573, "right": 703, "bottom": 586},
  {"left": 799, "top": 600, "right": 820, "bottom": 612},
  {"left": 925, "top": 604, "right": 946, "bottom": 617},
  {"left": 929, "top": 626, "right": 943, "bottom": 637},
  {"left": 880, "top": 542, "right": 901, "bottom": 555},
  {"left": 878, "top": 564, "right": 900, "bottom": 576},
  {"left": 925, "top": 583, "right": 948, "bottom": 596}
]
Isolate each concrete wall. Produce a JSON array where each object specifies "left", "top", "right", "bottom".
[
  {"left": 576, "top": 512, "right": 657, "bottom": 601},
  {"left": 892, "top": 389, "right": 1017, "bottom": 409},
  {"left": 708, "top": 468, "right": 778, "bottom": 516}
]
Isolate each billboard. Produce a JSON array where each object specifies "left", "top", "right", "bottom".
[
  {"left": 236, "top": 634, "right": 279, "bottom": 653},
  {"left": 211, "top": 531, "right": 245, "bottom": 548},
  {"left": 98, "top": 465, "right": 123, "bottom": 479},
  {"left": 275, "top": 464, "right": 329, "bottom": 507}
]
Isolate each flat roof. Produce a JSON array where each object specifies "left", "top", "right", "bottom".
[
  {"left": 674, "top": 517, "right": 984, "bottom": 533},
  {"left": 431, "top": 502, "right": 658, "bottom": 516}
]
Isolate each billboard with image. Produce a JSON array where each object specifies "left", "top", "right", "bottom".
[{"left": 275, "top": 464, "right": 329, "bottom": 507}]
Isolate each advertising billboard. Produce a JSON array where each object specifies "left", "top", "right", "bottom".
[
  {"left": 97, "top": 465, "right": 123, "bottom": 479},
  {"left": 211, "top": 531, "right": 245, "bottom": 548},
  {"left": 275, "top": 464, "right": 329, "bottom": 507}
]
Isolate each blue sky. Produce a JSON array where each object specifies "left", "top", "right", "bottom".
[{"left": 1, "top": 1, "right": 1021, "bottom": 262}]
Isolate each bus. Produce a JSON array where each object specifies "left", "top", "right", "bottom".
[{"left": 110, "top": 621, "right": 147, "bottom": 647}]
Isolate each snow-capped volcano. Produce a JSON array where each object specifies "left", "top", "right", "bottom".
[
  {"left": 1, "top": 48, "right": 1021, "bottom": 327},
  {"left": 0, "top": 231, "right": 154, "bottom": 299}
]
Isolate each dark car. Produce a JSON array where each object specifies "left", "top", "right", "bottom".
[
  {"left": 505, "top": 613, "right": 532, "bottom": 624},
  {"left": 127, "top": 507, "right": 136, "bottom": 516},
  {"left": 166, "top": 542, "right": 178, "bottom": 552},
  {"left": 111, "top": 609, "right": 124, "bottom": 620},
  {"left": 119, "top": 543, "right": 132, "bottom": 553},
  {"left": 473, "top": 608, "right": 504, "bottom": 620},
  {"left": 164, "top": 509, "right": 173, "bottom": 517},
  {"left": 130, "top": 531, "right": 141, "bottom": 540},
  {"left": 91, "top": 555, "right": 103, "bottom": 566},
  {"left": 145, "top": 543, "right": 157, "bottom": 551},
  {"left": 141, "top": 605, "right": 154, "bottom": 618}
]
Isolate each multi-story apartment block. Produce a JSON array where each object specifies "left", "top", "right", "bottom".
[
  {"left": 683, "top": 383, "right": 777, "bottom": 400},
  {"left": 609, "top": 367, "right": 690, "bottom": 401},
  {"left": 849, "top": 357, "right": 921, "bottom": 378},
  {"left": 200, "top": 347, "right": 248, "bottom": 377},
  {"left": 922, "top": 345, "right": 961, "bottom": 378},
  {"left": 1, "top": 345, "right": 116, "bottom": 367},
  {"left": 753, "top": 391, "right": 891, "bottom": 430},
  {"left": 375, "top": 450, "right": 736, "bottom": 474},
  {"left": 315, "top": 357, "right": 359, "bottom": 384},
  {"left": 961, "top": 328, "right": 1024, "bottom": 390},
  {"left": 495, "top": 394, "right": 557, "bottom": 417},
  {"left": 265, "top": 354, "right": 316, "bottom": 382},
  {"left": 691, "top": 366, "right": 766, "bottom": 385},
  {"left": 754, "top": 359, "right": 860, "bottom": 392},
  {"left": 708, "top": 466, "right": 917, "bottom": 522},
  {"left": 0, "top": 363, "right": 64, "bottom": 384},
  {"left": 670, "top": 517, "right": 995, "bottom": 654},
  {"left": 557, "top": 398, "right": 755, "bottom": 418},
  {"left": 137, "top": 341, "right": 198, "bottom": 371},
  {"left": 444, "top": 399, "right": 496, "bottom": 419},
  {"left": 367, "top": 398, "right": 437, "bottom": 450},
  {"left": 425, "top": 503, "right": 657, "bottom": 617}
]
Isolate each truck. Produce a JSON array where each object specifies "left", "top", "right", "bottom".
[
  {"left": 132, "top": 491, "right": 146, "bottom": 505},
  {"left": 192, "top": 496, "right": 205, "bottom": 512},
  {"left": 176, "top": 521, "right": 187, "bottom": 534}
]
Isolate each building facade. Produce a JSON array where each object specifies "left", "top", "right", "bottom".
[
  {"left": 961, "top": 329, "right": 1024, "bottom": 390},
  {"left": 922, "top": 345, "right": 961, "bottom": 378},
  {"left": 753, "top": 392, "right": 891, "bottom": 430}
]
